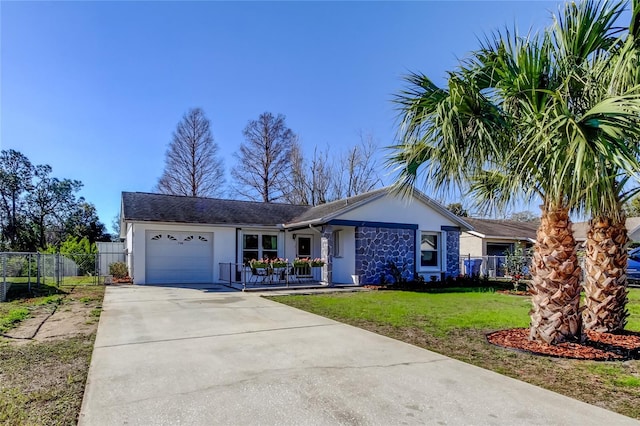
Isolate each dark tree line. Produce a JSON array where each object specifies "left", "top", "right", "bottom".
[{"left": 0, "top": 149, "right": 110, "bottom": 251}]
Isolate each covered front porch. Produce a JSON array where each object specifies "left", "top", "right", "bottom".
[
  {"left": 218, "top": 261, "right": 332, "bottom": 291},
  {"left": 234, "top": 223, "right": 409, "bottom": 287}
]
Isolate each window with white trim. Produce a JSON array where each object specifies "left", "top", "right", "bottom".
[
  {"left": 243, "top": 233, "right": 278, "bottom": 264},
  {"left": 420, "top": 232, "right": 440, "bottom": 268},
  {"left": 262, "top": 235, "right": 278, "bottom": 259},
  {"left": 332, "top": 230, "right": 341, "bottom": 257}
]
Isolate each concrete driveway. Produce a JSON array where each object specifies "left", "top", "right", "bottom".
[{"left": 79, "top": 284, "right": 638, "bottom": 425}]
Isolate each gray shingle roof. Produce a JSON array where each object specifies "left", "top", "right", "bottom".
[
  {"left": 463, "top": 218, "right": 538, "bottom": 240},
  {"left": 122, "top": 192, "right": 310, "bottom": 226},
  {"left": 122, "top": 187, "right": 473, "bottom": 231},
  {"left": 287, "top": 187, "right": 390, "bottom": 225}
]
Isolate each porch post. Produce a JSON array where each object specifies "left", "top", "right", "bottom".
[{"left": 321, "top": 225, "right": 333, "bottom": 286}]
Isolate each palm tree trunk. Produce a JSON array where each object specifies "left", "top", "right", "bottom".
[
  {"left": 582, "top": 216, "right": 629, "bottom": 333},
  {"left": 529, "top": 205, "right": 583, "bottom": 344}
]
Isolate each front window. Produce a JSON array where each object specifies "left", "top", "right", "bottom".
[
  {"left": 420, "top": 232, "right": 440, "bottom": 268},
  {"left": 333, "top": 230, "right": 341, "bottom": 257},
  {"left": 262, "top": 235, "right": 278, "bottom": 260},
  {"left": 243, "top": 233, "right": 278, "bottom": 264}
]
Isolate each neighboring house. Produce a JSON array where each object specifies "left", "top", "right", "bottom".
[
  {"left": 459, "top": 218, "right": 537, "bottom": 258},
  {"left": 572, "top": 217, "right": 640, "bottom": 244},
  {"left": 120, "top": 187, "right": 472, "bottom": 285}
]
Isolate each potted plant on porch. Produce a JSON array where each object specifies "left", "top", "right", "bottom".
[
  {"left": 310, "top": 258, "right": 325, "bottom": 267},
  {"left": 293, "top": 258, "right": 312, "bottom": 278}
]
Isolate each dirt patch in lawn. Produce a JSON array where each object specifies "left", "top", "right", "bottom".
[{"left": 2, "top": 286, "right": 102, "bottom": 344}]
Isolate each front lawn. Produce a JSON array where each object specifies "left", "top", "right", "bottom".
[{"left": 270, "top": 289, "right": 640, "bottom": 420}]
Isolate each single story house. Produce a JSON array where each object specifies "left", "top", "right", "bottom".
[
  {"left": 459, "top": 218, "right": 538, "bottom": 258},
  {"left": 572, "top": 217, "right": 640, "bottom": 244},
  {"left": 120, "top": 187, "right": 472, "bottom": 285}
]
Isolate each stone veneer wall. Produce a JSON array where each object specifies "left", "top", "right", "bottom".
[
  {"left": 355, "top": 227, "right": 415, "bottom": 284},
  {"left": 320, "top": 225, "right": 333, "bottom": 285},
  {"left": 445, "top": 229, "right": 460, "bottom": 278}
]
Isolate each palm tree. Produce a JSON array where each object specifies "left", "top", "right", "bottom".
[
  {"left": 389, "top": 0, "right": 640, "bottom": 344},
  {"left": 582, "top": 178, "right": 635, "bottom": 333},
  {"left": 577, "top": 0, "right": 640, "bottom": 333}
]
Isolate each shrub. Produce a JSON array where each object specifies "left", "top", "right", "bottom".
[{"left": 109, "top": 262, "right": 128, "bottom": 279}]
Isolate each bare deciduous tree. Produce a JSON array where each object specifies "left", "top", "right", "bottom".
[
  {"left": 157, "top": 108, "right": 225, "bottom": 198},
  {"left": 309, "top": 146, "right": 334, "bottom": 205},
  {"left": 232, "top": 112, "right": 295, "bottom": 203},
  {"left": 281, "top": 143, "right": 335, "bottom": 206},
  {"left": 281, "top": 141, "right": 310, "bottom": 205},
  {"left": 333, "top": 132, "right": 381, "bottom": 198}
]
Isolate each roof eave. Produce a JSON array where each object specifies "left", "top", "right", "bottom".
[
  {"left": 467, "top": 232, "right": 536, "bottom": 242},
  {"left": 121, "top": 218, "right": 284, "bottom": 228}
]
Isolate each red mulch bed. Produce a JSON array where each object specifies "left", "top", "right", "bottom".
[
  {"left": 363, "top": 285, "right": 386, "bottom": 290},
  {"left": 487, "top": 328, "right": 640, "bottom": 361}
]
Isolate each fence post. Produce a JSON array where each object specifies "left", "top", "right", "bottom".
[
  {"left": 36, "top": 253, "right": 41, "bottom": 287},
  {"left": 28, "top": 253, "right": 31, "bottom": 293},
  {"left": 55, "top": 253, "right": 60, "bottom": 287}
]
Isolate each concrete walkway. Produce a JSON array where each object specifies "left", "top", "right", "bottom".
[{"left": 79, "top": 284, "right": 638, "bottom": 425}]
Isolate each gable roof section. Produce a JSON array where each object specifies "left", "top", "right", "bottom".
[
  {"left": 122, "top": 192, "right": 309, "bottom": 226},
  {"left": 463, "top": 218, "right": 537, "bottom": 241},
  {"left": 286, "top": 187, "right": 473, "bottom": 231},
  {"left": 286, "top": 188, "right": 389, "bottom": 225}
]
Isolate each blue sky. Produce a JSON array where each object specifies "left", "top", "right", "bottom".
[{"left": 1, "top": 1, "right": 566, "bottom": 232}]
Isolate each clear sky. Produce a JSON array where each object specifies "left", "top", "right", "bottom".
[{"left": 1, "top": 0, "right": 566, "bottom": 232}]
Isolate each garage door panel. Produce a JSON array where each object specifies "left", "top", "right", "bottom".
[{"left": 145, "top": 231, "right": 214, "bottom": 284}]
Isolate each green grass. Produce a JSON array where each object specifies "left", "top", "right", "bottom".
[
  {"left": 0, "top": 286, "right": 68, "bottom": 334},
  {"left": 269, "top": 288, "right": 640, "bottom": 420},
  {"left": 0, "top": 336, "right": 96, "bottom": 425},
  {"left": 274, "top": 290, "right": 530, "bottom": 336},
  {"left": 584, "top": 363, "right": 640, "bottom": 388},
  {"left": 59, "top": 276, "right": 100, "bottom": 285},
  {"left": 0, "top": 308, "right": 29, "bottom": 334},
  {"left": 5, "top": 282, "right": 66, "bottom": 300},
  {"left": 32, "top": 295, "right": 64, "bottom": 306},
  {"left": 627, "top": 289, "right": 640, "bottom": 330}
]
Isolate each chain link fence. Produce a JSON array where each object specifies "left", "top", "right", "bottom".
[
  {"left": 459, "top": 255, "right": 534, "bottom": 278},
  {"left": 0, "top": 251, "right": 128, "bottom": 301}
]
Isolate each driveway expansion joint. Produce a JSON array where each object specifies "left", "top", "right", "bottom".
[{"left": 95, "top": 322, "right": 337, "bottom": 348}]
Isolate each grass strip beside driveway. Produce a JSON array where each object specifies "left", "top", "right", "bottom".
[
  {"left": 0, "top": 284, "right": 104, "bottom": 425},
  {"left": 270, "top": 289, "right": 640, "bottom": 420}
]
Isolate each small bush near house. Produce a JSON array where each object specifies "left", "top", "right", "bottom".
[
  {"left": 109, "top": 262, "right": 128, "bottom": 279},
  {"left": 386, "top": 274, "right": 513, "bottom": 293}
]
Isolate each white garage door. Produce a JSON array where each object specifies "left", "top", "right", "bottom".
[{"left": 145, "top": 231, "right": 214, "bottom": 284}]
